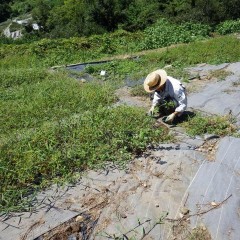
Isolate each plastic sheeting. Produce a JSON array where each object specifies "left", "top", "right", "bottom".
[{"left": 185, "top": 137, "right": 240, "bottom": 240}]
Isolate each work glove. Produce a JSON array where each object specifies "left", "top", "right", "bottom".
[
  {"left": 165, "top": 113, "right": 176, "bottom": 123},
  {"left": 148, "top": 106, "right": 155, "bottom": 116}
]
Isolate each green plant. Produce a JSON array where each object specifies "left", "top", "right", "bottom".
[
  {"left": 1, "top": 27, "right": 240, "bottom": 213},
  {"left": 181, "top": 113, "right": 236, "bottom": 137},
  {"left": 0, "top": 104, "right": 172, "bottom": 211},
  {"left": 130, "top": 84, "right": 149, "bottom": 97},
  {"left": 188, "top": 226, "right": 211, "bottom": 240},
  {"left": 139, "top": 19, "right": 211, "bottom": 50},
  {"left": 216, "top": 19, "right": 240, "bottom": 35},
  {"left": 209, "top": 69, "right": 232, "bottom": 81}
]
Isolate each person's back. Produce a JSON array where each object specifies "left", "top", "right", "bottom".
[{"left": 144, "top": 69, "right": 187, "bottom": 123}]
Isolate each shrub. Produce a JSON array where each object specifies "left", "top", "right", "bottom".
[
  {"left": 181, "top": 113, "right": 236, "bottom": 137},
  {"left": 216, "top": 19, "right": 240, "bottom": 35},
  {"left": 139, "top": 19, "right": 211, "bottom": 50}
]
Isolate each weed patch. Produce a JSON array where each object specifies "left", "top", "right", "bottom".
[
  {"left": 130, "top": 84, "right": 149, "bottom": 97},
  {"left": 181, "top": 113, "right": 236, "bottom": 137},
  {"left": 0, "top": 106, "right": 172, "bottom": 212},
  {"left": 209, "top": 69, "right": 232, "bottom": 81},
  {"left": 1, "top": 32, "right": 240, "bottom": 213}
]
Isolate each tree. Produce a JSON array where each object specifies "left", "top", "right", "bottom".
[
  {"left": 124, "top": 0, "right": 160, "bottom": 31},
  {"left": 0, "top": 0, "right": 11, "bottom": 22},
  {"left": 90, "top": 0, "right": 127, "bottom": 32}
]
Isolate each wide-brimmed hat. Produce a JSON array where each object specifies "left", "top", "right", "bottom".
[{"left": 144, "top": 69, "right": 167, "bottom": 93}]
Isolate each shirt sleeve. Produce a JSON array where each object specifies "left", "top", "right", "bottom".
[
  {"left": 174, "top": 88, "right": 187, "bottom": 112},
  {"left": 152, "top": 92, "right": 162, "bottom": 107}
]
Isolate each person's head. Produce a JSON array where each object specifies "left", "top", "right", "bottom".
[{"left": 143, "top": 69, "right": 167, "bottom": 93}]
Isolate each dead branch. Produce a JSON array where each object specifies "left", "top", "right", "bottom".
[{"left": 166, "top": 194, "right": 232, "bottom": 222}]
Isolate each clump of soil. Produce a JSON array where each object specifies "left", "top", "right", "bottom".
[{"left": 36, "top": 213, "right": 98, "bottom": 240}]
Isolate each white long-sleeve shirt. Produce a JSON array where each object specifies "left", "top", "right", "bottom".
[{"left": 152, "top": 76, "right": 187, "bottom": 113}]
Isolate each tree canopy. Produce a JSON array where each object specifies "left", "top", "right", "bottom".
[{"left": 1, "top": 0, "right": 240, "bottom": 38}]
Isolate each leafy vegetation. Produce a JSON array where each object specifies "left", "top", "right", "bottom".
[
  {"left": 1, "top": 29, "right": 240, "bottom": 212},
  {"left": 216, "top": 19, "right": 240, "bottom": 35},
  {"left": 1, "top": 0, "right": 240, "bottom": 39},
  {"left": 140, "top": 19, "right": 211, "bottom": 50},
  {"left": 209, "top": 69, "right": 232, "bottom": 81},
  {"left": 1, "top": 105, "right": 170, "bottom": 212},
  {"left": 181, "top": 113, "right": 236, "bottom": 137},
  {"left": 130, "top": 84, "right": 149, "bottom": 97}
]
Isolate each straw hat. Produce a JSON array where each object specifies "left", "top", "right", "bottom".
[{"left": 144, "top": 69, "right": 167, "bottom": 93}]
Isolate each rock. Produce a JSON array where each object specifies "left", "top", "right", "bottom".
[
  {"left": 75, "top": 216, "right": 84, "bottom": 222},
  {"left": 155, "top": 203, "right": 159, "bottom": 207},
  {"left": 120, "top": 212, "right": 127, "bottom": 218},
  {"left": 211, "top": 201, "right": 218, "bottom": 206},
  {"left": 80, "top": 78, "right": 86, "bottom": 83},
  {"left": 180, "top": 207, "right": 190, "bottom": 215}
]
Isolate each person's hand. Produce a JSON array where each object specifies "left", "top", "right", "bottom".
[
  {"left": 148, "top": 106, "right": 155, "bottom": 116},
  {"left": 165, "top": 113, "right": 176, "bottom": 123}
]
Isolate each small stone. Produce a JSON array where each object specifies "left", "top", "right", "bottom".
[
  {"left": 80, "top": 78, "right": 86, "bottom": 83},
  {"left": 143, "top": 183, "right": 147, "bottom": 188},
  {"left": 180, "top": 207, "right": 190, "bottom": 215},
  {"left": 155, "top": 203, "right": 159, "bottom": 207},
  {"left": 75, "top": 215, "right": 84, "bottom": 222},
  {"left": 120, "top": 212, "right": 127, "bottom": 218},
  {"left": 122, "top": 179, "right": 127, "bottom": 183},
  {"left": 211, "top": 201, "right": 218, "bottom": 206}
]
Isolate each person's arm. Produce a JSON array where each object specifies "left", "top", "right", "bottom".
[
  {"left": 174, "top": 88, "right": 187, "bottom": 114},
  {"left": 165, "top": 87, "right": 187, "bottom": 122},
  {"left": 148, "top": 92, "right": 161, "bottom": 115}
]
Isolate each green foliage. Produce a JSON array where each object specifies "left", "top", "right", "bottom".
[
  {"left": 2, "top": 0, "right": 240, "bottom": 39},
  {"left": 130, "top": 84, "right": 149, "bottom": 97},
  {"left": 140, "top": 18, "right": 211, "bottom": 50},
  {"left": 0, "top": 1, "right": 11, "bottom": 22},
  {"left": 188, "top": 226, "right": 211, "bottom": 240},
  {"left": 181, "top": 113, "right": 236, "bottom": 137},
  {"left": 141, "top": 35, "right": 240, "bottom": 68},
  {"left": 0, "top": 70, "right": 116, "bottom": 136},
  {"left": 1, "top": 27, "right": 240, "bottom": 211},
  {"left": 209, "top": 69, "right": 232, "bottom": 81},
  {"left": 0, "top": 106, "right": 170, "bottom": 211},
  {"left": 216, "top": 19, "right": 240, "bottom": 35},
  {"left": 123, "top": 0, "right": 160, "bottom": 31}
]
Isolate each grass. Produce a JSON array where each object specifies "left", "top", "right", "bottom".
[
  {"left": 180, "top": 113, "right": 237, "bottom": 137},
  {"left": 0, "top": 33, "right": 239, "bottom": 212},
  {"left": 188, "top": 226, "right": 211, "bottom": 240},
  {"left": 130, "top": 84, "right": 149, "bottom": 97},
  {"left": 209, "top": 69, "right": 232, "bottom": 81},
  {"left": 233, "top": 80, "right": 240, "bottom": 86},
  {"left": 1, "top": 106, "right": 171, "bottom": 212}
]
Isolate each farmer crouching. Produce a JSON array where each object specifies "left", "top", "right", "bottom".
[{"left": 144, "top": 69, "right": 187, "bottom": 124}]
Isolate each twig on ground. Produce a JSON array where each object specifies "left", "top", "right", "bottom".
[{"left": 166, "top": 194, "right": 232, "bottom": 222}]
